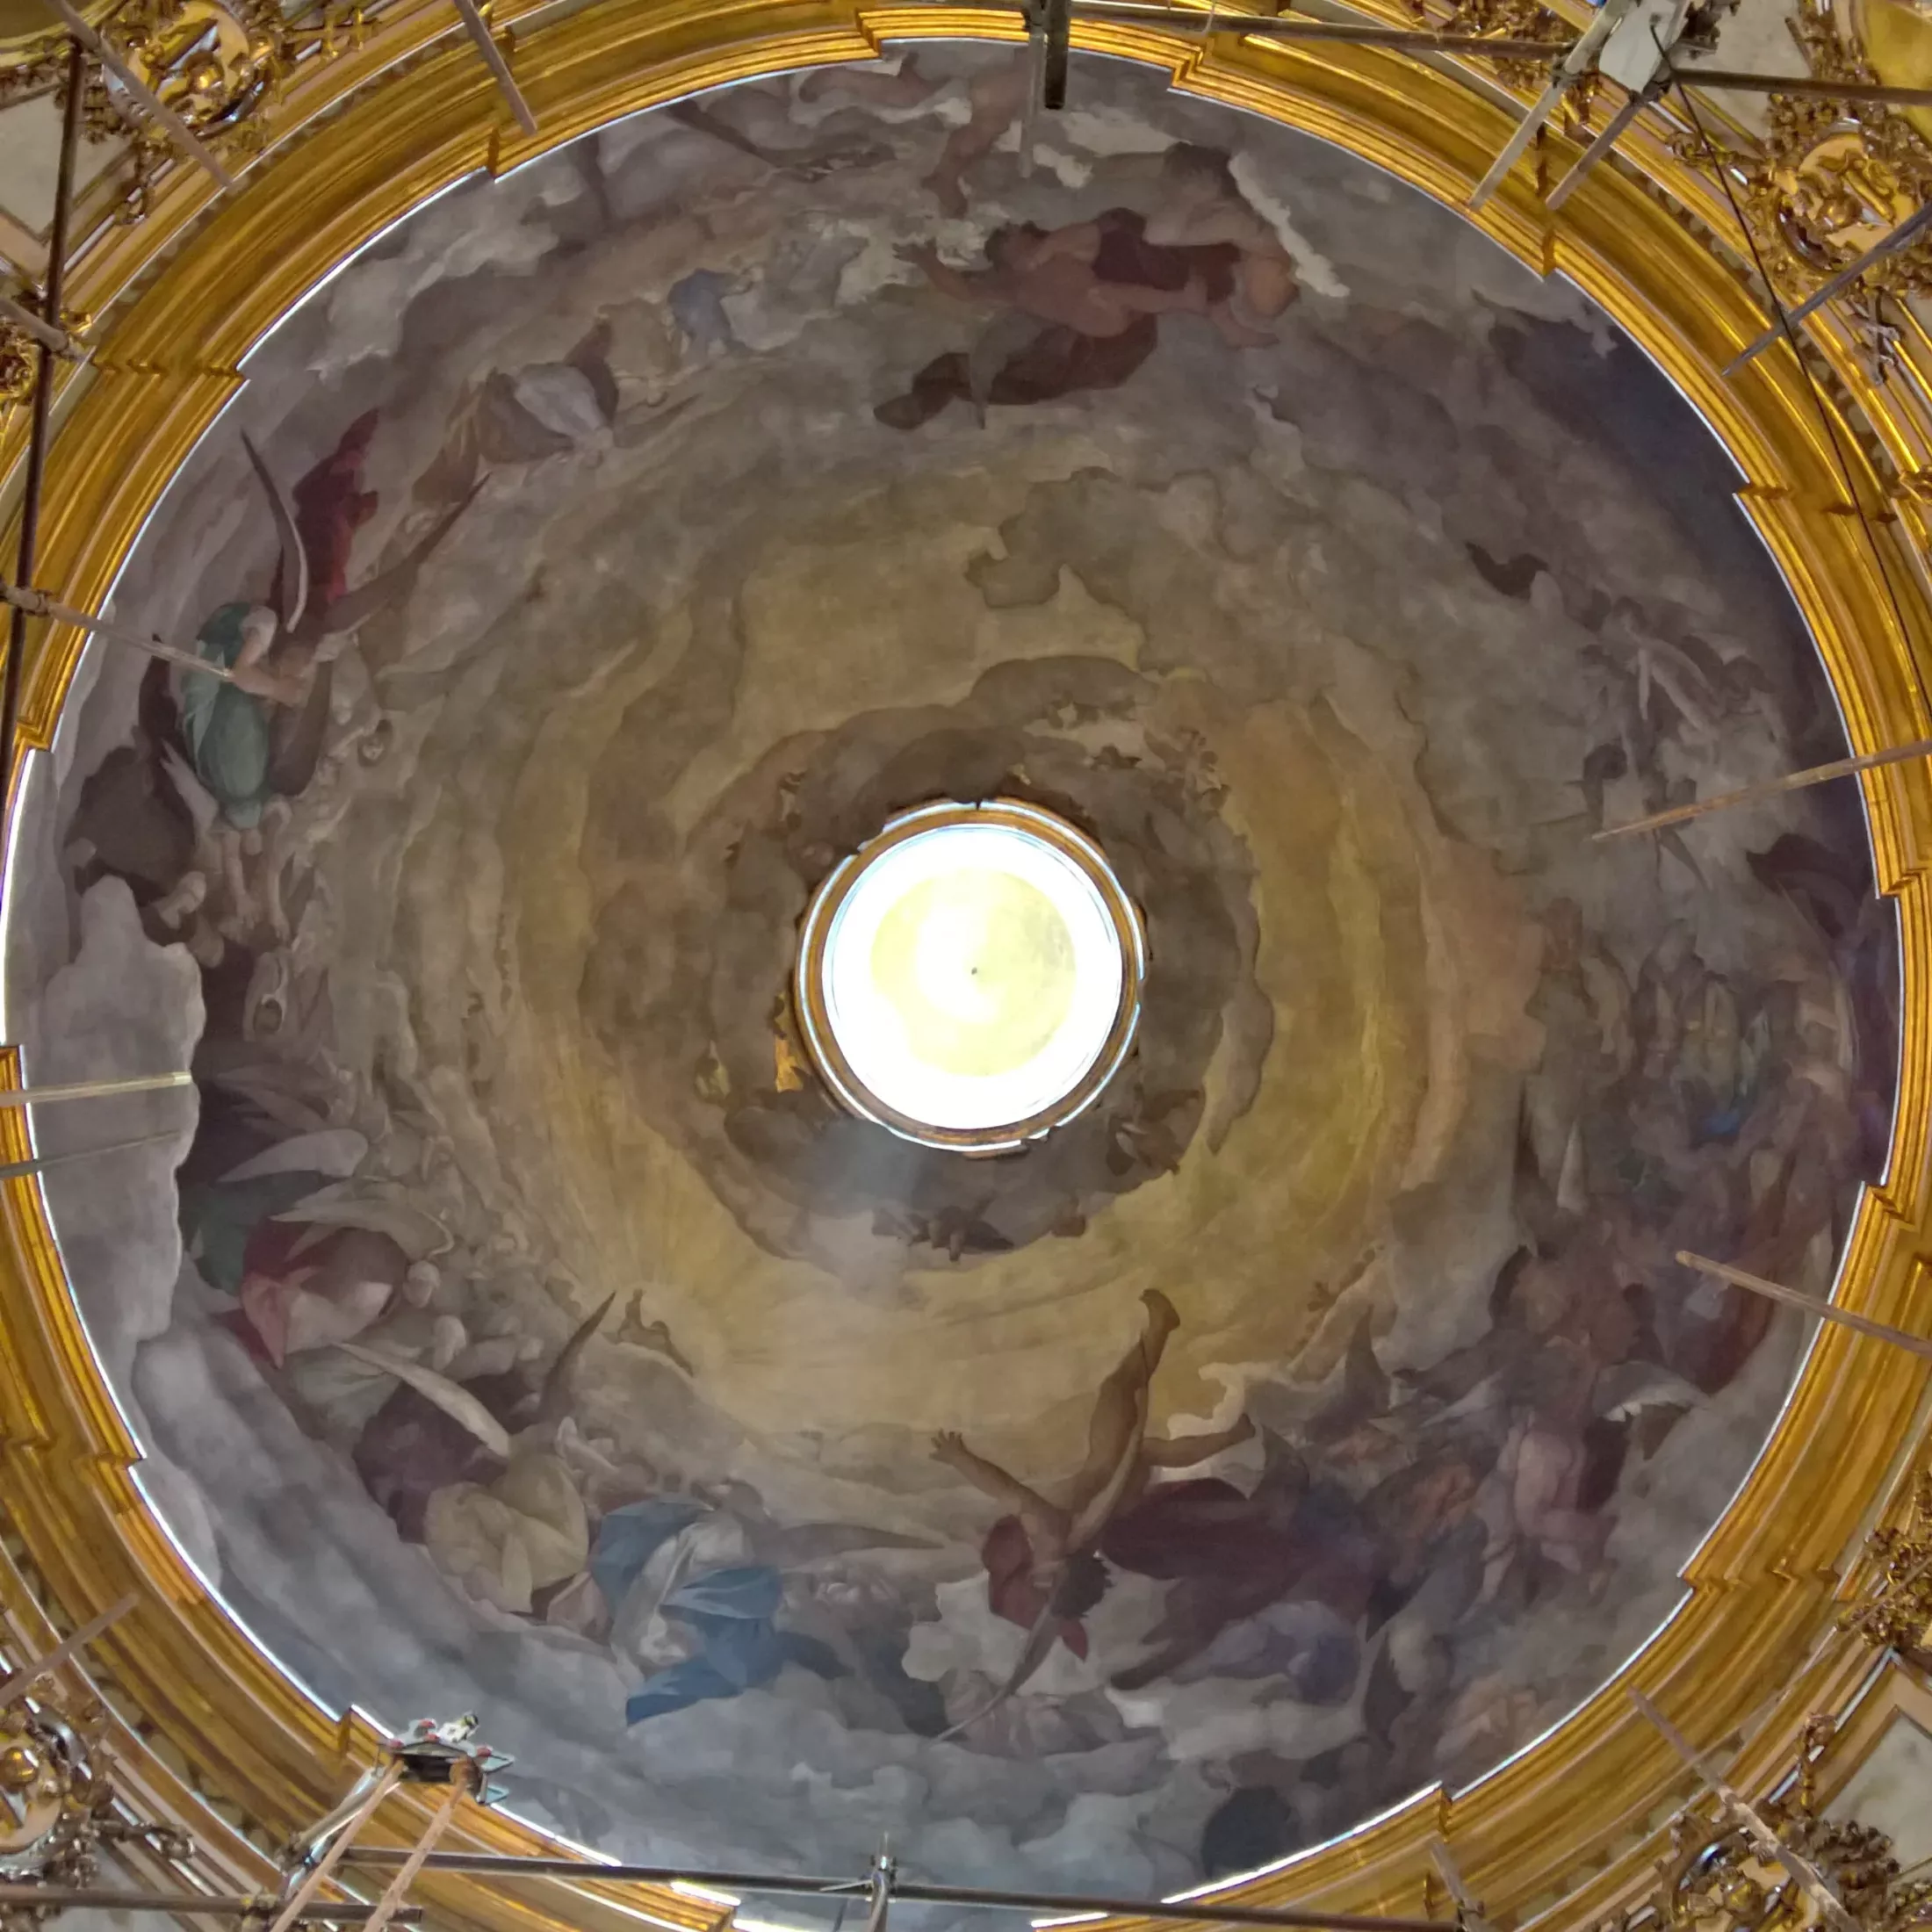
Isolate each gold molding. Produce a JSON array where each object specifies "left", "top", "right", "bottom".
[{"left": 0, "top": 11, "right": 1929, "bottom": 1932}]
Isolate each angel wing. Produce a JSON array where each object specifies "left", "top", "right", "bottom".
[
  {"left": 935, "top": 1591, "right": 1064, "bottom": 1743},
  {"left": 242, "top": 432, "right": 309, "bottom": 634},
  {"left": 307, "top": 479, "right": 482, "bottom": 641},
  {"left": 335, "top": 1341, "right": 511, "bottom": 1459},
  {"left": 1592, "top": 1360, "right": 1703, "bottom": 1420},
  {"left": 270, "top": 1179, "right": 451, "bottom": 1259},
  {"left": 531, "top": 1293, "right": 616, "bottom": 1423}
]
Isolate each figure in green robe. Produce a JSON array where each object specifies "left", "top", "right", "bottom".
[{"left": 178, "top": 601, "right": 306, "bottom": 832}]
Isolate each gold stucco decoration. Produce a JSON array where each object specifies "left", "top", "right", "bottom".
[
  {"left": 0, "top": 0, "right": 367, "bottom": 222},
  {"left": 1838, "top": 1467, "right": 1932, "bottom": 1662},
  {"left": 0, "top": 1665, "right": 193, "bottom": 1931},
  {"left": 1683, "top": 0, "right": 1932, "bottom": 310},
  {"left": 1598, "top": 1718, "right": 1932, "bottom": 1932}
]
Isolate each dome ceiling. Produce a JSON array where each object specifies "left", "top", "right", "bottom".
[{"left": 9, "top": 43, "right": 1900, "bottom": 1907}]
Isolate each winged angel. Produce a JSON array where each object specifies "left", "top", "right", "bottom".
[{"left": 175, "top": 416, "right": 473, "bottom": 915}]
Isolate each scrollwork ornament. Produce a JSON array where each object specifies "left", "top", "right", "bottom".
[
  {"left": 1595, "top": 1718, "right": 1932, "bottom": 1932},
  {"left": 0, "top": 1676, "right": 194, "bottom": 1932},
  {"left": 0, "top": 319, "right": 34, "bottom": 417},
  {"left": 1681, "top": 0, "right": 1932, "bottom": 311},
  {"left": 1838, "top": 1467, "right": 1932, "bottom": 1660},
  {"left": 1395, "top": 0, "right": 1575, "bottom": 97},
  {"left": 4, "top": 0, "right": 366, "bottom": 224}
]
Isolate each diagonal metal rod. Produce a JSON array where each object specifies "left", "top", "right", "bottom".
[
  {"left": 0, "top": 1595, "right": 134, "bottom": 1707},
  {"left": 1675, "top": 1251, "right": 1932, "bottom": 1361},
  {"left": 0, "top": 1892, "right": 422, "bottom": 1923},
  {"left": 0, "top": 1071, "right": 192, "bottom": 1110},
  {"left": 0, "top": 1128, "right": 182, "bottom": 1183},
  {"left": 0, "top": 291, "right": 86, "bottom": 363},
  {"left": 1726, "top": 197, "right": 1932, "bottom": 373},
  {"left": 1677, "top": 66, "right": 1932, "bottom": 105},
  {"left": 1594, "top": 732, "right": 1932, "bottom": 836},
  {"left": 337, "top": 1853, "right": 1453, "bottom": 1931},
  {"left": 357, "top": 1775, "right": 471, "bottom": 1932},
  {"left": 448, "top": 0, "right": 538, "bottom": 134},
  {"left": 1426, "top": 1842, "right": 1496, "bottom": 1932},
  {"left": 0, "top": 581, "right": 238, "bottom": 681},
  {"left": 1629, "top": 1691, "right": 1857, "bottom": 1932},
  {"left": 39, "top": 0, "right": 236, "bottom": 187},
  {"left": 266, "top": 1761, "right": 406, "bottom": 1932},
  {"left": 0, "top": 37, "right": 82, "bottom": 863},
  {"left": 1545, "top": 82, "right": 1654, "bottom": 211},
  {"left": 1468, "top": 0, "right": 1639, "bottom": 211},
  {"left": 1469, "top": 72, "right": 1569, "bottom": 210}
]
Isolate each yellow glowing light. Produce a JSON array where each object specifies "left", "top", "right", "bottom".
[{"left": 794, "top": 801, "right": 1144, "bottom": 1152}]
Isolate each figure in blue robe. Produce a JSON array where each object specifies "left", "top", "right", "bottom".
[{"left": 591, "top": 1500, "right": 844, "bottom": 1726}]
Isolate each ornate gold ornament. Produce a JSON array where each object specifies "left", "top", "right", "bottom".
[
  {"left": 0, "top": 319, "right": 32, "bottom": 418},
  {"left": 0, "top": 1672, "right": 191, "bottom": 1930},
  {"left": 0, "top": 0, "right": 366, "bottom": 221},
  {"left": 1837, "top": 1467, "right": 1932, "bottom": 1660},
  {"left": 1395, "top": 0, "right": 1575, "bottom": 94},
  {"left": 1689, "top": 0, "right": 1932, "bottom": 309},
  {"left": 1395, "top": 0, "right": 1732, "bottom": 119},
  {"left": 1603, "top": 1718, "right": 1932, "bottom": 1932}
]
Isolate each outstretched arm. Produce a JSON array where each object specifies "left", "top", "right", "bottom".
[{"left": 932, "top": 1431, "right": 1067, "bottom": 1547}]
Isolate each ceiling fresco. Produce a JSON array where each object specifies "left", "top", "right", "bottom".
[{"left": 4, "top": 43, "right": 1900, "bottom": 1906}]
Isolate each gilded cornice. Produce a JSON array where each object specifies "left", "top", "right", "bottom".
[{"left": 0, "top": 10, "right": 1928, "bottom": 1932}]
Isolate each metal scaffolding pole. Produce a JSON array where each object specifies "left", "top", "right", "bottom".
[
  {"left": 338, "top": 1853, "right": 1454, "bottom": 1932},
  {"left": 0, "top": 1890, "right": 422, "bottom": 1922},
  {"left": 1726, "top": 198, "right": 1932, "bottom": 372},
  {"left": 0, "top": 1071, "right": 193, "bottom": 1109},
  {"left": 1544, "top": 81, "right": 1656, "bottom": 211},
  {"left": 0, "top": 580, "right": 240, "bottom": 680},
  {"left": 449, "top": 0, "right": 538, "bottom": 134}
]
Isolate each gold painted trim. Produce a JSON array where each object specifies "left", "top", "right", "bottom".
[{"left": 0, "top": 13, "right": 1926, "bottom": 1932}]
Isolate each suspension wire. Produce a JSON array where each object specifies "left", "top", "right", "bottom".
[{"left": 1665, "top": 49, "right": 1932, "bottom": 725}]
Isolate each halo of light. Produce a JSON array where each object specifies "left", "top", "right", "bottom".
[{"left": 793, "top": 801, "right": 1145, "bottom": 1152}]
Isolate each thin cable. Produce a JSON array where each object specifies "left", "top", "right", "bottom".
[{"left": 1666, "top": 49, "right": 1931, "bottom": 722}]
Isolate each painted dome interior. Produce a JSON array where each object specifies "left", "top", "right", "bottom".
[{"left": 4, "top": 41, "right": 1900, "bottom": 1913}]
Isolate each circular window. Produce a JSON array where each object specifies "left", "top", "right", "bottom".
[{"left": 794, "top": 801, "right": 1146, "bottom": 1152}]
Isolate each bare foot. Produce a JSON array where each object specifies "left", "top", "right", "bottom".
[{"left": 1141, "top": 1288, "right": 1180, "bottom": 1339}]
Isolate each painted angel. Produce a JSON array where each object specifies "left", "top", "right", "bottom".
[{"left": 175, "top": 412, "right": 473, "bottom": 907}]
